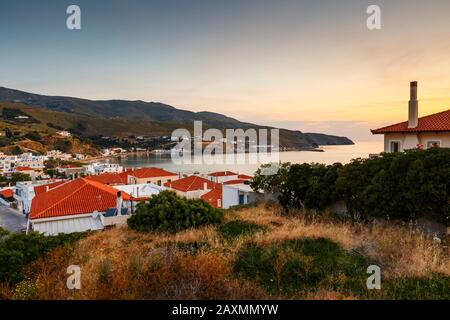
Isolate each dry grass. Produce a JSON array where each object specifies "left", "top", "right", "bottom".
[{"left": 3, "top": 204, "right": 449, "bottom": 300}]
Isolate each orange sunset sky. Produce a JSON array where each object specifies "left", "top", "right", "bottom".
[{"left": 1, "top": 0, "right": 450, "bottom": 141}]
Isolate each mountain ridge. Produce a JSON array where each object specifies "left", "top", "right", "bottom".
[{"left": 0, "top": 86, "right": 354, "bottom": 149}]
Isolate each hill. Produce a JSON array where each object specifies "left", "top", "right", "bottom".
[
  {"left": 0, "top": 204, "right": 448, "bottom": 300},
  {"left": 0, "top": 103, "right": 100, "bottom": 155},
  {"left": 0, "top": 87, "right": 354, "bottom": 149}
]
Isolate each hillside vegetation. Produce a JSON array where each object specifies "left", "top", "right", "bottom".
[
  {"left": 1, "top": 204, "right": 448, "bottom": 300},
  {"left": 0, "top": 103, "right": 100, "bottom": 155}
]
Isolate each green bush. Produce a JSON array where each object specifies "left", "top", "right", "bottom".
[
  {"left": 234, "top": 238, "right": 373, "bottom": 296},
  {"left": 24, "top": 131, "right": 42, "bottom": 142},
  {"left": 0, "top": 228, "right": 85, "bottom": 284},
  {"left": 127, "top": 191, "right": 223, "bottom": 233},
  {"left": 218, "top": 220, "right": 266, "bottom": 241},
  {"left": 336, "top": 148, "right": 450, "bottom": 224},
  {"left": 252, "top": 149, "right": 450, "bottom": 224}
]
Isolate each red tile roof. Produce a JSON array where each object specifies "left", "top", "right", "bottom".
[
  {"left": 208, "top": 171, "right": 237, "bottom": 177},
  {"left": 30, "top": 178, "right": 131, "bottom": 220},
  {"left": 34, "top": 180, "right": 68, "bottom": 195},
  {"left": 85, "top": 172, "right": 129, "bottom": 185},
  {"left": 201, "top": 186, "right": 222, "bottom": 208},
  {"left": 223, "top": 179, "right": 248, "bottom": 185},
  {"left": 129, "top": 167, "right": 177, "bottom": 179},
  {"left": 164, "top": 175, "right": 219, "bottom": 192},
  {"left": 372, "top": 109, "right": 450, "bottom": 134},
  {"left": 237, "top": 174, "right": 252, "bottom": 180},
  {"left": 14, "top": 166, "right": 34, "bottom": 171},
  {"left": 0, "top": 189, "right": 13, "bottom": 199}
]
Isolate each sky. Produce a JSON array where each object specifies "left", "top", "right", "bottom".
[{"left": 1, "top": 0, "right": 450, "bottom": 142}]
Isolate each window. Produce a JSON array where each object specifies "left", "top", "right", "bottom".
[
  {"left": 390, "top": 141, "right": 400, "bottom": 153},
  {"left": 157, "top": 180, "right": 162, "bottom": 186},
  {"left": 239, "top": 194, "right": 245, "bottom": 205},
  {"left": 426, "top": 141, "right": 441, "bottom": 149}
]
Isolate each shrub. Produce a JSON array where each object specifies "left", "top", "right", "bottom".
[
  {"left": 234, "top": 238, "right": 373, "bottom": 296},
  {"left": 127, "top": 191, "right": 223, "bottom": 233},
  {"left": 24, "top": 131, "right": 42, "bottom": 142},
  {"left": 336, "top": 148, "right": 450, "bottom": 224},
  {"left": 381, "top": 273, "right": 450, "bottom": 300},
  {"left": 0, "top": 228, "right": 85, "bottom": 284},
  {"left": 54, "top": 140, "right": 72, "bottom": 153},
  {"left": 98, "top": 259, "right": 113, "bottom": 284},
  {"left": 158, "top": 241, "right": 210, "bottom": 255},
  {"left": 218, "top": 220, "right": 266, "bottom": 241},
  {"left": 252, "top": 148, "right": 450, "bottom": 224}
]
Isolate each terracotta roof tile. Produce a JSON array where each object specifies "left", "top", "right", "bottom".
[
  {"left": 201, "top": 186, "right": 222, "bottom": 208},
  {"left": 30, "top": 178, "right": 131, "bottom": 220},
  {"left": 85, "top": 172, "right": 129, "bottom": 185},
  {"left": 0, "top": 189, "right": 13, "bottom": 198},
  {"left": 372, "top": 109, "right": 450, "bottom": 134},
  {"left": 129, "top": 167, "right": 177, "bottom": 179},
  {"left": 34, "top": 180, "right": 68, "bottom": 195},
  {"left": 14, "top": 166, "right": 34, "bottom": 171},
  {"left": 208, "top": 171, "right": 237, "bottom": 177},
  {"left": 164, "top": 175, "right": 219, "bottom": 192},
  {"left": 237, "top": 174, "right": 252, "bottom": 180}
]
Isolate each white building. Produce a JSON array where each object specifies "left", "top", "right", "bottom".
[
  {"left": 46, "top": 150, "right": 72, "bottom": 161},
  {"left": 57, "top": 131, "right": 72, "bottom": 137},
  {"left": 112, "top": 183, "right": 165, "bottom": 199},
  {"left": 372, "top": 82, "right": 450, "bottom": 152},
  {"left": 222, "top": 183, "right": 260, "bottom": 209},
  {"left": 207, "top": 171, "right": 239, "bottom": 184},
  {"left": 29, "top": 178, "right": 136, "bottom": 235},
  {"left": 0, "top": 154, "right": 17, "bottom": 174},
  {"left": 84, "top": 162, "right": 124, "bottom": 175},
  {"left": 14, "top": 179, "right": 66, "bottom": 214}
]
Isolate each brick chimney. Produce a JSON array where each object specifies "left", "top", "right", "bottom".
[{"left": 408, "top": 81, "right": 419, "bottom": 128}]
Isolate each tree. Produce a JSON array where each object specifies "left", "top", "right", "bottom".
[
  {"left": 11, "top": 146, "right": 22, "bottom": 155},
  {"left": 24, "top": 131, "right": 42, "bottom": 142},
  {"left": 5, "top": 128, "right": 13, "bottom": 139},
  {"left": 10, "top": 173, "right": 31, "bottom": 184},
  {"left": 54, "top": 140, "right": 72, "bottom": 153},
  {"left": 128, "top": 191, "right": 223, "bottom": 233}
]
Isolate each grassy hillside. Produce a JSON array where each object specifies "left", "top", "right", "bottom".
[
  {"left": 0, "top": 103, "right": 101, "bottom": 155},
  {"left": 2, "top": 205, "right": 448, "bottom": 300}
]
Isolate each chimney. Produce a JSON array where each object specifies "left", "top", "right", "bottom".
[
  {"left": 408, "top": 81, "right": 419, "bottom": 128},
  {"left": 203, "top": 182, "right": 208, "bottom": 191},
  {"left": 116, "top": 191, "right": 123, "bottom": 216}
]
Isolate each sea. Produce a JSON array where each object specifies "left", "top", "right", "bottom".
[{"left": 108, "top": 141, "right": 383, "bottom": 176}]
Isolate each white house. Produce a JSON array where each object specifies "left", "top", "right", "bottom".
[
  {"left": 28, "top": 178, "right": 137, "bottom": 235},
  {"left": 222, "top": 183, "right": 260, "bottom": 209},
  {"left": 84, "top": 162, "right": 124, "bottom": 175},
  {"left": 372, "top": 82, "right": 450, "bottom": 152},
  {"left": 57, "top": 130, "right": 72, "bottom": 137},
  {"left": 112, "top": 183, "right": 165, "bottom": 199},
  {"left": 207, "top": 171, "right": 239, "bottom": 183},
  {"left": 14, "top": 179, "right": 66, "bottom": 214},
  {"left": 164, "top": 175, "right": 219, "bottom": 199}
]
